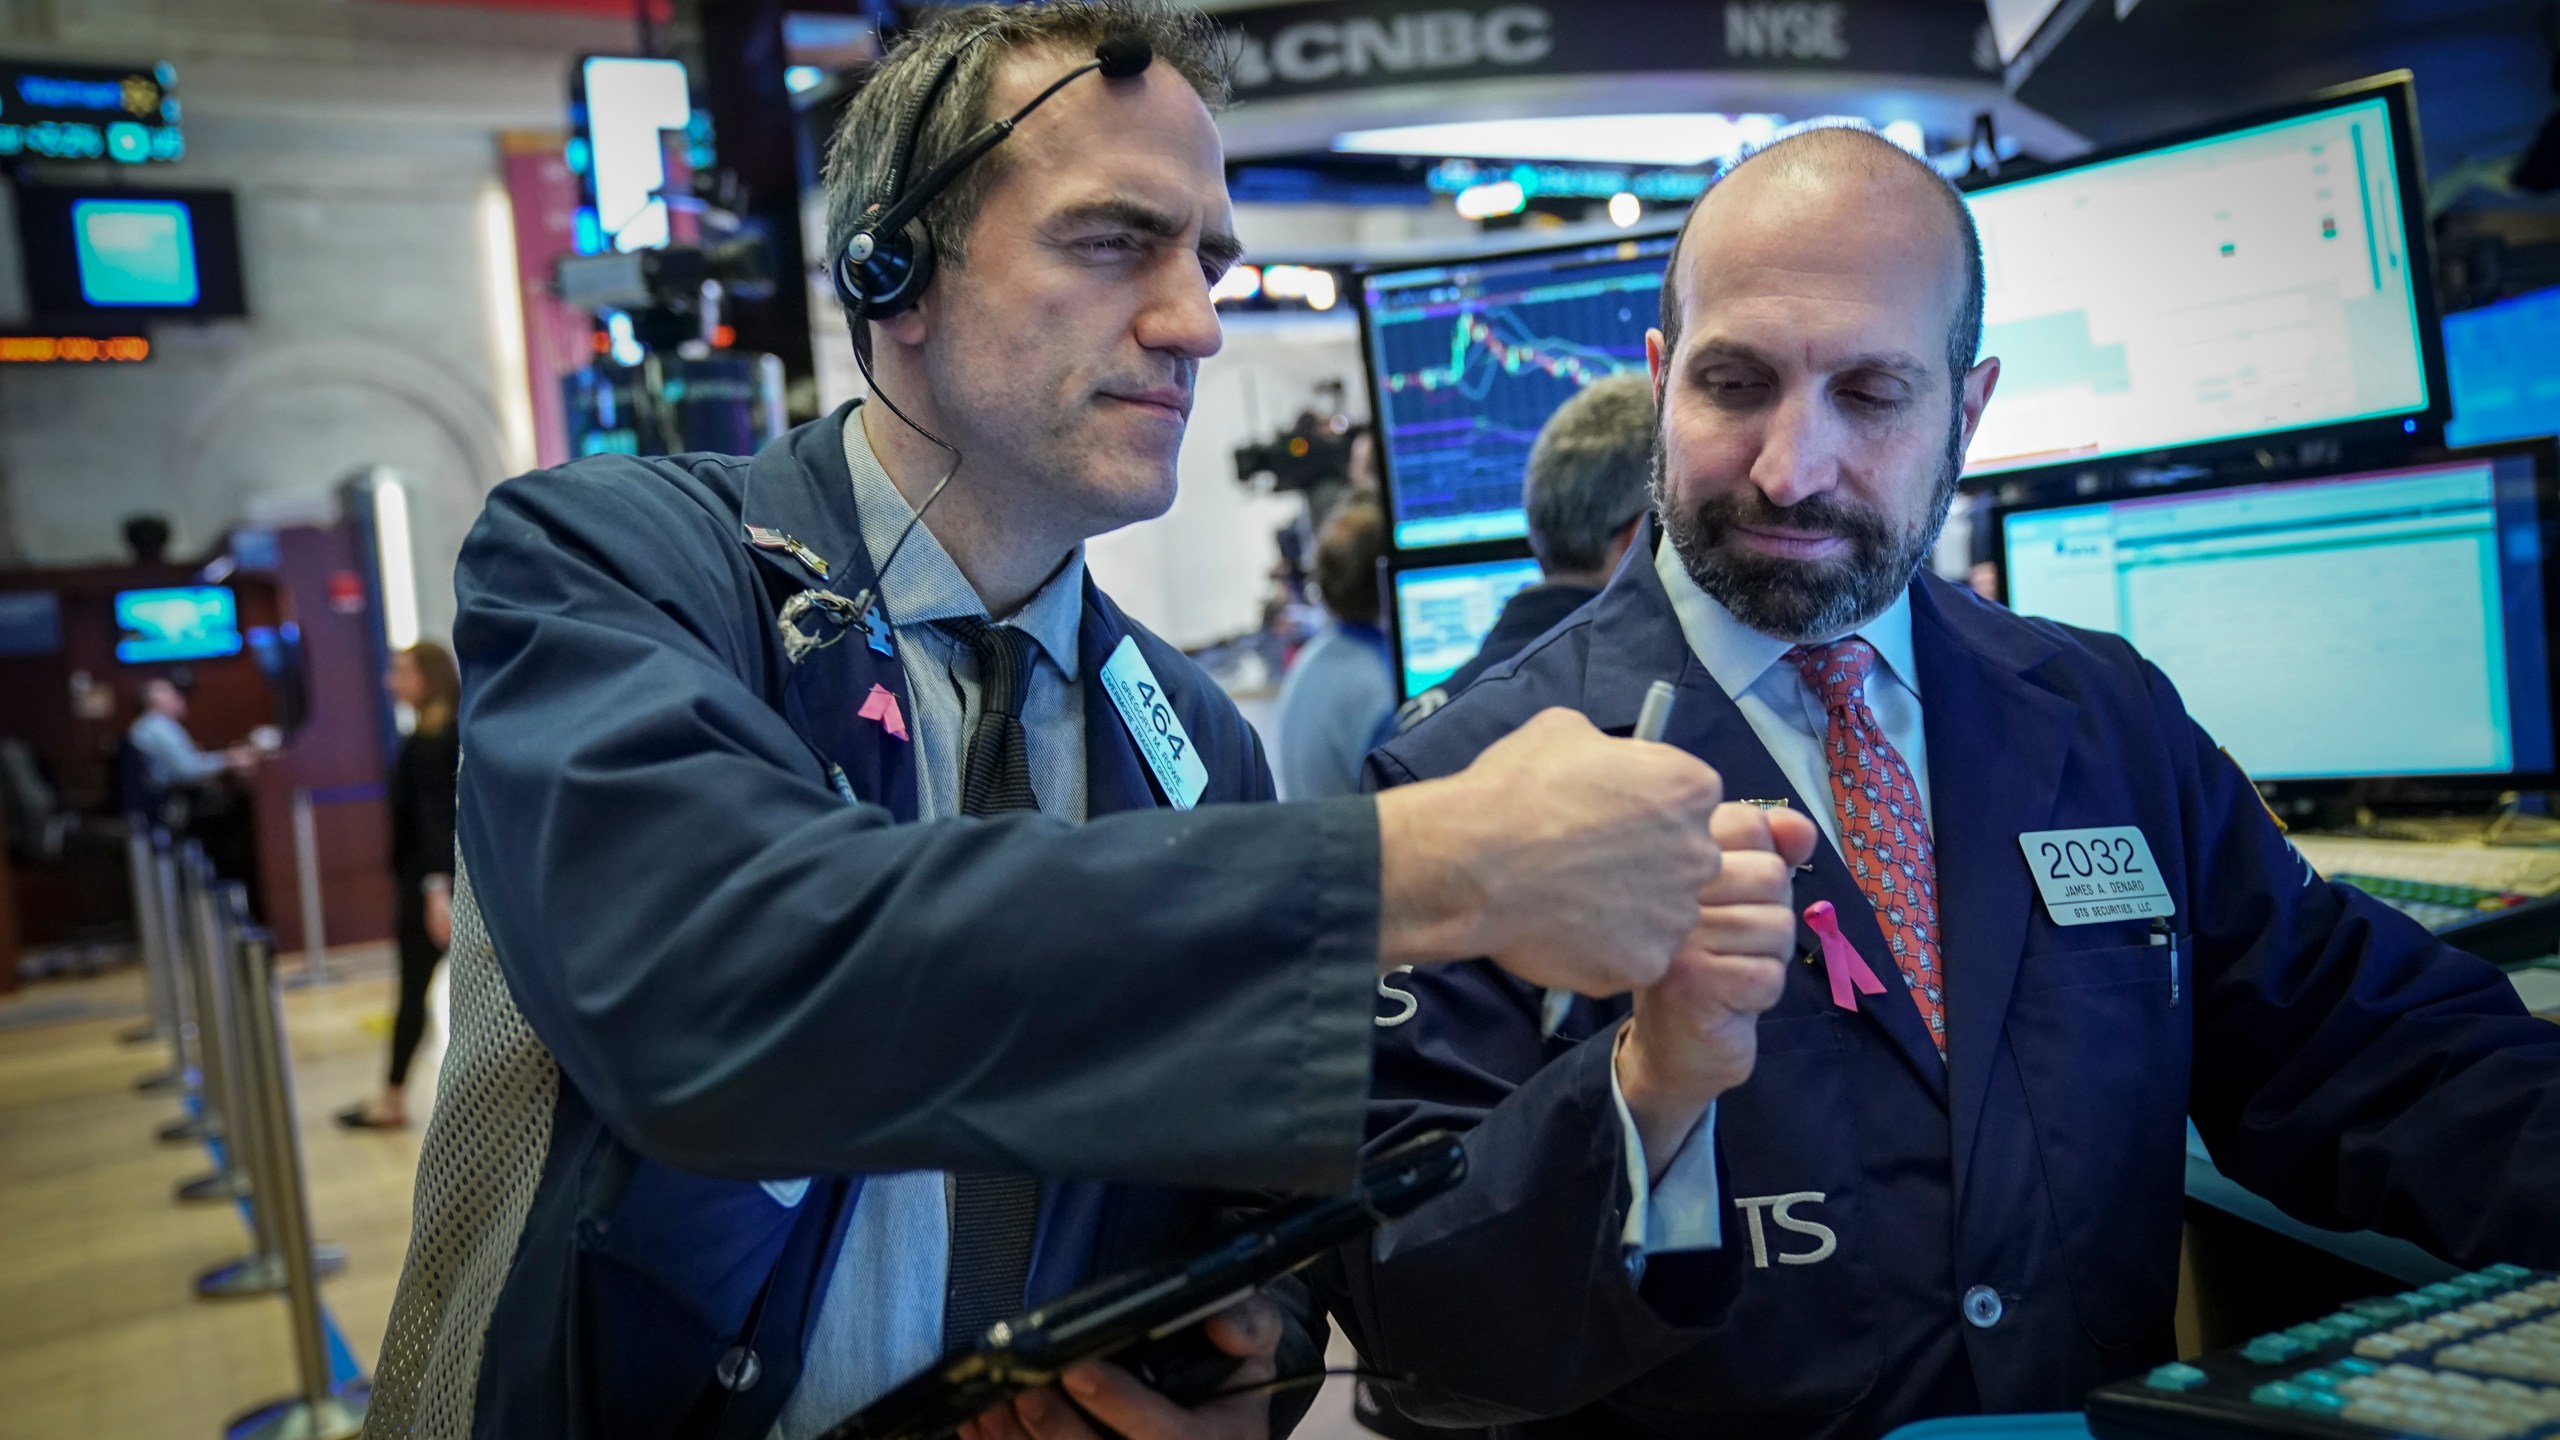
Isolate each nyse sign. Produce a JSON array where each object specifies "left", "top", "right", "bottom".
[{"left": 1725, "top": 3, "right": 1851, "bottom": 61}]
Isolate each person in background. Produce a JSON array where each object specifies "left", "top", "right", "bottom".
[
  {"left": 1273, "top": 497, "right": 1394, "bottom": 798},
  {"left": 128, "top": 676, "right": 257, "bottom": 795},
  {"left": 1395, "top": 372, "right": 1657, "bottom": 733},
  {"left": 126, "top": 675, "right": 263, "bottom": 900},
  {"left": 339, "top": 641, "right": 461, "bottom": 1131}
]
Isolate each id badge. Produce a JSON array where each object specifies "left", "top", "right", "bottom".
[{"left": 2017, "top": 826, "right": 2176, "bottom": 926}]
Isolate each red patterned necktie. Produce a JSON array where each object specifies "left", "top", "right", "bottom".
[{"left": 1787, "top": 638, "right": 1946, "bottom": 1054}]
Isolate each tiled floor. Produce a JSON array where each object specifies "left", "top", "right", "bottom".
[
  {"left": 0, "top": 946, "right": 435, "bottom": 1439},
  {"left": 0, "top": 956, "right": 1376, "bottom": 1440}
]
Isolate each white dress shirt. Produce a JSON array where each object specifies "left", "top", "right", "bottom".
[{"left": 1617, "top": 540, "right": 1937, "bottom": 1258}]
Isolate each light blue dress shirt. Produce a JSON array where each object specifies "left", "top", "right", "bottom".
[
  {"left": 129, "top": 710, "right": 228, "bottom": 788},
  {"left": 769, "top": 417, "right": 1094, "bottom": 1440},
  {"left": 1614, "top": 541, "right": 1935, "bottom": 1258},
  {"left": 1272, "top": 622, "right": 1396, "bottom": 800}
]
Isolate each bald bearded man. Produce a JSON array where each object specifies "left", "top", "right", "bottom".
[{"left": 1316, "top": 123, "right": 2560, "bottom": 1439}]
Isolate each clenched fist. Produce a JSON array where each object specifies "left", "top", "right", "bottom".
[{"left": 1616, "top": 801, "right": 1822, "bottom": 1175}]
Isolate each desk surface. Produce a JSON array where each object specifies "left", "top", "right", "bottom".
[{"left": 1882, "top": 1414, "right": 2092, "bottom": 1439}]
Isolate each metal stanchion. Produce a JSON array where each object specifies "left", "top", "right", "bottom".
[
  {"left": 287, "top": 787, "right": 330, "bottom": 987},
  {"left": 174, "top": 844, "right": 250, "bottom": 1206},
  {"left": 121, "top": 823, "right": 175, "bottom": 1049},
  {"left": 189, "top": 845, "right": 344, "bottom": 1297},
  {"left": 153, "top": 832, "right": 213, "bottom": 1144},
  {"left": 219, "top": 891, "right": 367, "bottom": 1440}
]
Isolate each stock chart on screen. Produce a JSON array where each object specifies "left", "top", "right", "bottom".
[{"left": 1364, "top": 235, "right": 1673, "bottom": 549}]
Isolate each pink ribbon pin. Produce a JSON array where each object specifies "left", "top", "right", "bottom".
[
  {"left": 1804, "top": 900, "right": 1886, "bottom": 1013},
  {"left": 856, "top": 684, "right": 908, "bottom": 742}
]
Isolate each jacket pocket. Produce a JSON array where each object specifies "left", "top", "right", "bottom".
[{"left": 2008, "top": 946, "right": 2191, "bottom": 1352}]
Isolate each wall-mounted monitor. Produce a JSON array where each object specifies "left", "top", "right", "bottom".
[
  {"left": 15, "top": 184, "right": 246, "bottom": 319},
  {"left": 0, "top": 592, "right": 62, "bottom": 657},
  {"left": 1961, "top": 76, "right": 2444, "bottom": 479},
  {"left": 1360, "top": 233, "right": 1673, "bottom": 551},
  {"left": 2444, "top": 285, "right": 2560, "bottom": 451},
  {"left": 1997, "top": 442, "right": 2557, "bottom": 790},
  {"left": 114, "top": 586, "right": 241, "bottom": 664},
  {"left": 1389, "top": 552, "right": 1545, "bottom": 698}
]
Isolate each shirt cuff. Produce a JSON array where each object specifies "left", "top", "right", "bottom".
[{"left": 1609, "top": 1038, "right": 1724, "bottom": 1256}]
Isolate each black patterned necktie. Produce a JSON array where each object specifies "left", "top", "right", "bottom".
[
  {"left": 939, "top": 616, "right": 1042, "bottom": 819},
  {"left": 933, "top": 615, "right": 1045, "bottom": 1353}
]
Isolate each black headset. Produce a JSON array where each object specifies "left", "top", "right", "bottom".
[{"left": 832, "top": 31, "right": 1155, "bottom": 322}]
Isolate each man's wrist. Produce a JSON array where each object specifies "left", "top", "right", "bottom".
[
  {"left": 1614, "top": 1023, "right": 1719, "bottom": 1181},
  {"left": 1374, "top": 781, "right": 1496, "bottom": 971},
  {"left": 421, "top": 874, "right": 453, "bottom": 897}
]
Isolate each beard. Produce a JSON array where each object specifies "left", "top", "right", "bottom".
[{"left": 1654, "top": 404, "right": 1968, "bottom": 643}]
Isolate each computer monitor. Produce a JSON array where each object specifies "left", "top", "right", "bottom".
[
  {"left": 1962, "top": 76, "right": 2444, "bottom": 479},
  {"left": 114, "top": 586, "right": 242, "bottom": 664},
  {"left": 1997, "top": 442, "right": 2558, "bottom": 787},
  {"left": 14, "top": 184, "right": 247, "bottom": 319},
  {"left": 1390, "top": 554, "right": 1545, "bottom": 698},
  {"left": 1360, "top": 233, "right": 1674, "bottom": 551},
  {"left": 2444, "top": 285, "right": 2560, "bottom": 450}
]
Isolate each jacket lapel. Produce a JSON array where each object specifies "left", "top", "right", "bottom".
[
  {"left": 1908, "top": 577, "right": 2078, "bottom": 1200},
  {"left": 1077, "top": 586, "right": 1166, "bottom": 816},
  {"left": 741, "top": 403, "right": 919, "bottom": 821}
]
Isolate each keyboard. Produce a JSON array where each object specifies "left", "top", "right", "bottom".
[
  {"left": 2288, "top": 837, "right": 2560, "bottom": 934},
  {"left": 2087, "top": 1266, "right": 2560, "bottom": 1440}
]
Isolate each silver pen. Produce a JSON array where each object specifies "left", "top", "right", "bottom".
[{"left": 1632, "top": 678, "right": 1678, "bottom": 742}]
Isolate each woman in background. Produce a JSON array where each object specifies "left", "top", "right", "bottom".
[{"left": 337, "top": 641, "right": 460, "bottom": 1131}]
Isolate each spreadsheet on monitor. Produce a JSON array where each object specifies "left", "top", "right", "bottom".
[
  {"left": 2001, "top": 458, "right": 2555, "bottom": 780},
  {"left": 1963, "top": 94, "right": 2433, "bottom": 476}
]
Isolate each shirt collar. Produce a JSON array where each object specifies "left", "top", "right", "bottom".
[
  {"left": 842, "top": 407, "right": 1086, "bottom": 680},
  {"left": 1651, "top": 534, "right": 1920, "bottom": 702}
]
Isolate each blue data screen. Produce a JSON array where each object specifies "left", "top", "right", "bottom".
[
  {"left": 1393, "top": 556, "right": 1544, "bottom": 696},
  {"left": 2445, "top": 286, "right": 2560, "bottom": 450},
  {"left": 72, "top": 198, "right": 200, "bottom": 307},
  {"left": 2003, "top": 458, "right": 2553, "bottom": 780},
  {"left": 1365, "top": 236, "right": 1672, "bottom": 550}
]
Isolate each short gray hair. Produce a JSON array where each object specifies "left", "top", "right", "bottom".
[
  {"left": 1524, "top": 371, "right": 1657, "bottom": 573},
  {"left": 820, "top": 1, "right": 1228, "bottom": 327}
]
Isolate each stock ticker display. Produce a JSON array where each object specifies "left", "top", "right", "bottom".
[{"left": 1363, "top": 235, "right": 1673, "bottom": 549}]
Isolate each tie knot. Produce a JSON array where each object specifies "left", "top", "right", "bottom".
[
  {"left": 936, "top": 616, "right": 1039, "bottom": 720},
  {"left": 1787, "top": 637, "right": 1880, "bottom": 712}
]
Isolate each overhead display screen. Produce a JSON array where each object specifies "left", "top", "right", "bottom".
[{"left": 1962, "top": 91, "right": 2436, "bottom": 477}]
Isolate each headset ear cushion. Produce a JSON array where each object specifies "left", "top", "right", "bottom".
[{"left": 837, "top": 214, "right": 937, "bottom": 321}]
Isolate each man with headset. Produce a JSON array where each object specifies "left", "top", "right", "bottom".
[{"left": 363, "top": 6, "right": 1803, "bottom": 1440}]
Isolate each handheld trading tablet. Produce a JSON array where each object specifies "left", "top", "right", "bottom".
[
  {"left": 2087, "top": 1266, "right": 2560, "bottom": 1440},
  {"left": 818, "top": 1130, "right": 1468, "bottom": 1440}
]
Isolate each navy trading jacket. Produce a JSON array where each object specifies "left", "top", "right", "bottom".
[
  {"left": 364, "top": 405, "right": 1377, "bottom": 1440},
  {"left": 1320, "top": 529, "right": 2560, "bottom": 1440}
]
